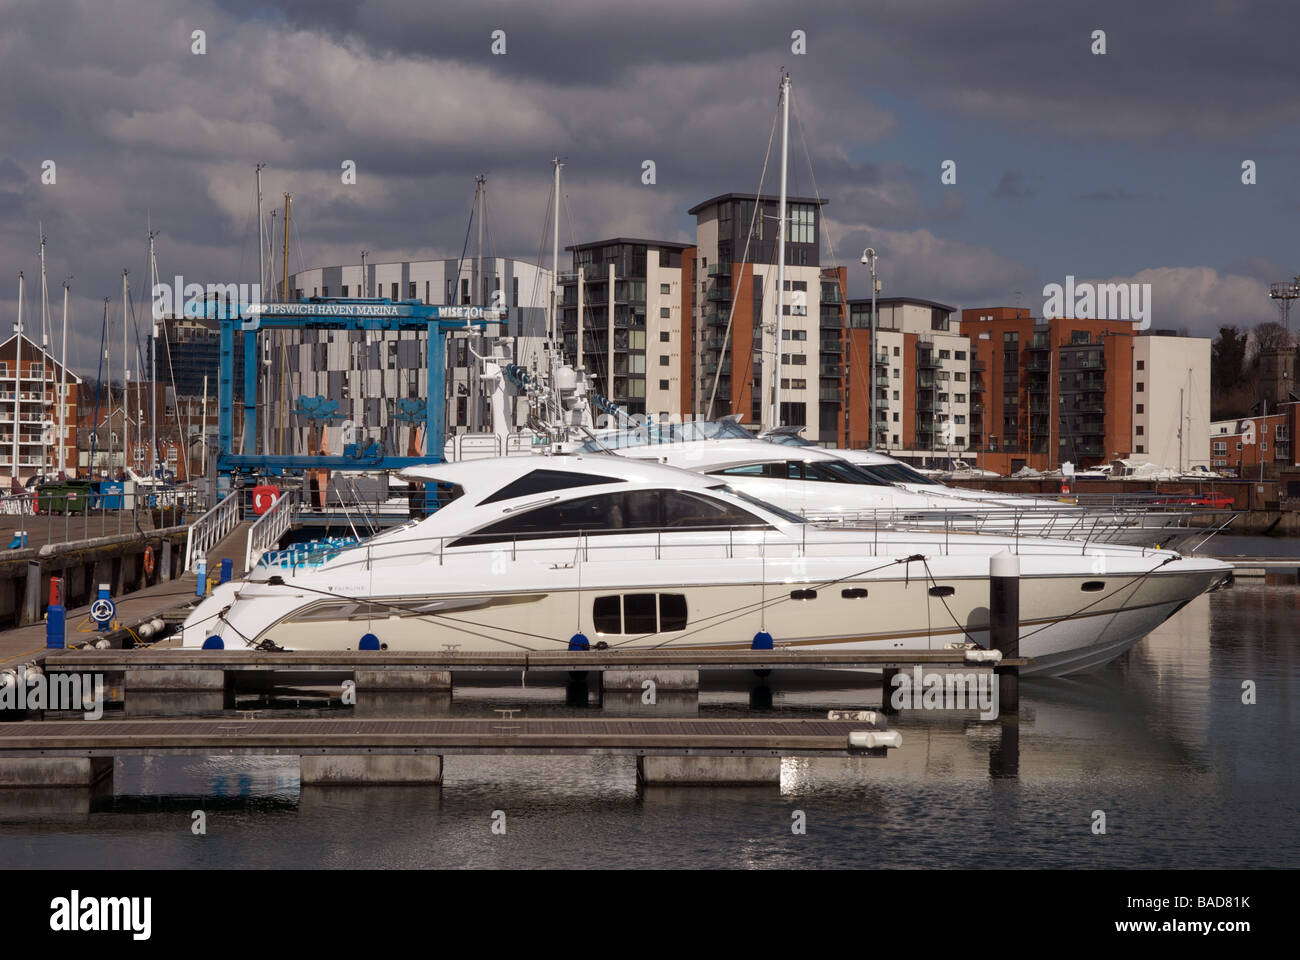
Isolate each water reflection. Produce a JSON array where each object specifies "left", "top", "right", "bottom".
[{"left": 3, "top": 581, "right": 1299, "bottom": 868}]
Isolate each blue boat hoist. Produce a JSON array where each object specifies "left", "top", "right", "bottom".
[{"left": 216, "top": 298, "right": 494, "bottom": 479}]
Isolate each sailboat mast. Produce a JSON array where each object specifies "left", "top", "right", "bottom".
[
  {"left": 122, "top": 270, "right": 130, "bottom": 476},
  {"left": 59, "top": 281, "right": 68, "bottom": 476},
  {"left": 472, "top": 175, "right": 486, "bottom": 431},
  {"left": 149, "top": 232, "right": 159, "bottom": 477},
  {"left": 550, "top": 158, "right": 561, "bottom": 354},
  {"left": 12, "top": 272, "right": 23, "bottom": 481},
  {"left": 39, "top": 229, "right": 49, "bottom": 477},
  {"left": 771, "top": 73, "right": 791, "bottom": 431}
]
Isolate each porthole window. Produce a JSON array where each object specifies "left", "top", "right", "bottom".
[
  {"left": 928, "top": 586, "right": 956, "bottom": 598},
  {"left": 790, "top": 589, "right": 818, "bottom": 600},
  {"left": 841, "top": 588, "right": 869, "bottom": 599}
]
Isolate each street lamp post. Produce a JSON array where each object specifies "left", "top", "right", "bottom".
[{"left": 860, "top": 248, "right": 879, "bottom": 449}]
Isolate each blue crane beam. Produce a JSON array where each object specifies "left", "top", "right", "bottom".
[{"left": 217, "top": 299, "right": 494, "bottom": 477}]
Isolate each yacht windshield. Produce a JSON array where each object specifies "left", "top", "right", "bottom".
[
  {"left": 579, "top": 419, "right": 753, "bottom": 452},
  {"left": 851, "top": 462, "right": 941, "bottom": 486},
  {"left": 708, "top": 483, "right": 807, "bottom": 523},
  {"left": 763, "top": 432, "right": 815, "bottom": 447}
]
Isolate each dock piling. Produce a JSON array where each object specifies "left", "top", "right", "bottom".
[{"left": 990, "top": 551, "right": 1020, "bottom": 714}]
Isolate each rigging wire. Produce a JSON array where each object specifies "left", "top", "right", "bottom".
[{"left": 707, "top": 90, "right": 780, "bottom": 420}]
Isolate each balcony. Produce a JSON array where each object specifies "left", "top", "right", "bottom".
[
  {"left": 917, "top": 355, "right": 937, "bottom": 369},
  {"left": 1025, "top": 356, "right": 1050, "bottom": 372},
  {"left": 819, "top": 340, "right": 843, "bottom": 354},
  {"left": 706, "top": 286, "right": 732, "bottom": 302},
  {"left": 1077, "top": 420, "right": 1105, "bottom": 435},
  {"left": 819, "top": 386, "right": 843, "bottom": 401},
  {"left": 916, "top": 398, "right": 935, "bottom": 412},
  {"left": 820, "top": 363, "right": 844, "bottom": 377},
  {"left": 707, "top": 262, "right": 730, "bottom": 277},
  {"left": 875, "top": 375, "right": 890, "bottom": 387}
]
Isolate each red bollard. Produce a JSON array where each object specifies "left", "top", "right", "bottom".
[{"left": 49, "top": 576, "right": 63, "bottom": 607}]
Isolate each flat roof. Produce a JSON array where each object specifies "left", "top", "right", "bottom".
[
  {"left": 564, "top": 237, "right": 694, "bottom": 253},
  {"left": 688, "top": 193, "right": 829, "bottom": 216},
  {"left": 847, "top": 296, "right": 957, "bottom": 313}
]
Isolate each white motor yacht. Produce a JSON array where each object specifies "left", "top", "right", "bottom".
[{"left": 182, "top": 455, "right": 1231, "bottom": 676}]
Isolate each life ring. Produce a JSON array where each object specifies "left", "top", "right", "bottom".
[
  {"left": 143, "top": 545, "right": 156, "bottom": 577},
  {"left": 252, "top": 484, "right": 280, "bottom": 515}
]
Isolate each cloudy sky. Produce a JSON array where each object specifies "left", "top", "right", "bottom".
[{"left": 4, "top": 0, "right": 1299, "bottom": 373}]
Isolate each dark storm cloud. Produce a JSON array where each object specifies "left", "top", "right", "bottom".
[{"left": 2, "top": 0, "right": 1297, "bottom": 368}]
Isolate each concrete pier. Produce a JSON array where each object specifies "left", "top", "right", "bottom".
[
  {"left": 299, "top": 754, "right": 443, "bottom": 785},
  {"left": 0, "top": 756, "right": 113, "bottom": 788},
  {"left": 636, "top": 756, "right": 781, "bottom": 786}
]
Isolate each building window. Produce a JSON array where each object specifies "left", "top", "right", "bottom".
[
  {"left": 1136, "top": 425, "right": 1144, "bottom": 435},
  {"left": 1136, "top": 360, "right": 1144, "bottom": 370},
  {"left": 892, "top": 390, "right": 899, "bottom": 400},
  {"left": 659, "top": 379, "right": 670, "bottom": 390},
  {"left": 659, "top": 356, "right": 670, "bottom": 366},
  {"left": 660, "top": 283, "right": 671, "bottom": 295},
  {"left": 955, "top": 394, "right": 965, "bottom": 403},
  {"left": 660, "top": 307, "right": 670, "bottom": 318},
  {"left": 955, "top": 351, "right": 966, "bottom": 360},
  {"left": 341, "top": 285, "right": 349, "bottom": 297},
  {"left": 1136, "top": 404, "right": 1144, "bottom": 414},
  {"left": 513, "top": 277, "right": 519, "bottom": 308},
  {"left": 659, "top": 331, "right": 670, "bottom": 342},
  {"left": 409, "top": 282, "right": 417, "bottom": 299},
  {"left": 1136, "top": 382, "right": 1144, "bottom": 392},
  {"left": 893, "top": 346, "right": 900, "bottom": 357},
  {"left": 1136, "top": 445, "right": 1145, "bottom": 453},
  {"left": 892, "top": 412, "right": 900, "bottom": 422}
]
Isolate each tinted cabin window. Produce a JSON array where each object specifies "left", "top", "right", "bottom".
[
  {"left": 480, "top": 468, "right": 623, "bottom": 505},
  {"left": 710, "top": 463, "right": 769, "bottom": 478},
  {"left": 593, "top": 595, "right": 621, "bottom": 633},
  {"left": 452, "top": 490, "right": 769, "bottom": 546},
  {"left": 593, "top": 593, "right": 689, "bottom": 634},
  {"left": 660, "top": 594, "right": 687, "bottom": 631},
  {"left": 624, "top": 594, "right": 658, "bottom": 633}
]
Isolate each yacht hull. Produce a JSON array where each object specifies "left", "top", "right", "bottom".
[{"left": 183, "top": 563, "right": 1225, "bottom": 678}]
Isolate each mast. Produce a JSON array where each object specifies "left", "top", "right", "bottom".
[
  {"left": 280, "top": 193, "right": 291, "bottom": 454},
  {"left": 282, "top": 194, "right": 290, "bottom": 300},
  {"left": 770, "top": 73, "right": 791, "bottom": 431},
  {"left": 122, "top": 270, "right": 130, "bottom": 476},
  {"left": 59, "top": 280, "right": 68, "bottom": 476},
  {"left": 103, "top": 298, "right": 111, "bottom": 477},
  {"left": 472, "top": 175, "right": 486, "bottom": 431},
  {"left": 550, "top": 158, "right": 562, "bottom": 356},
  {"left": 12, "top": 272, "right": 22, "bottom": 481},
  {"left": 149, "top": 231, "right": 159, "bottom": 477},
  {"left": 256, "top": 165, "right": 266, "bottom": 303},
  {"left": 39, "top": 228, "right": 49, "bottom": 477}
]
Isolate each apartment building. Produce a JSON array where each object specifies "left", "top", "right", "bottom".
[
  {"left": 288, "top": 256, "right": 551, "bottom": 435},
  {"left": 687, "top": 194, "right": 847, "bottom": 444},
  {"left": 1210, "top": 406, "right": 1297, "bottom": 477},
  {"left": 1132, "top": 335, "right": 1212, "bottom": 472},
  {"left": 557, "top": 238, "right": 692, "bottom": 419},
  {"left": 0, "top": 334, "right": 81, "bottom": 483},
  {"left": 847, "top": 297, "right": 965, "bottom": 457}
]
